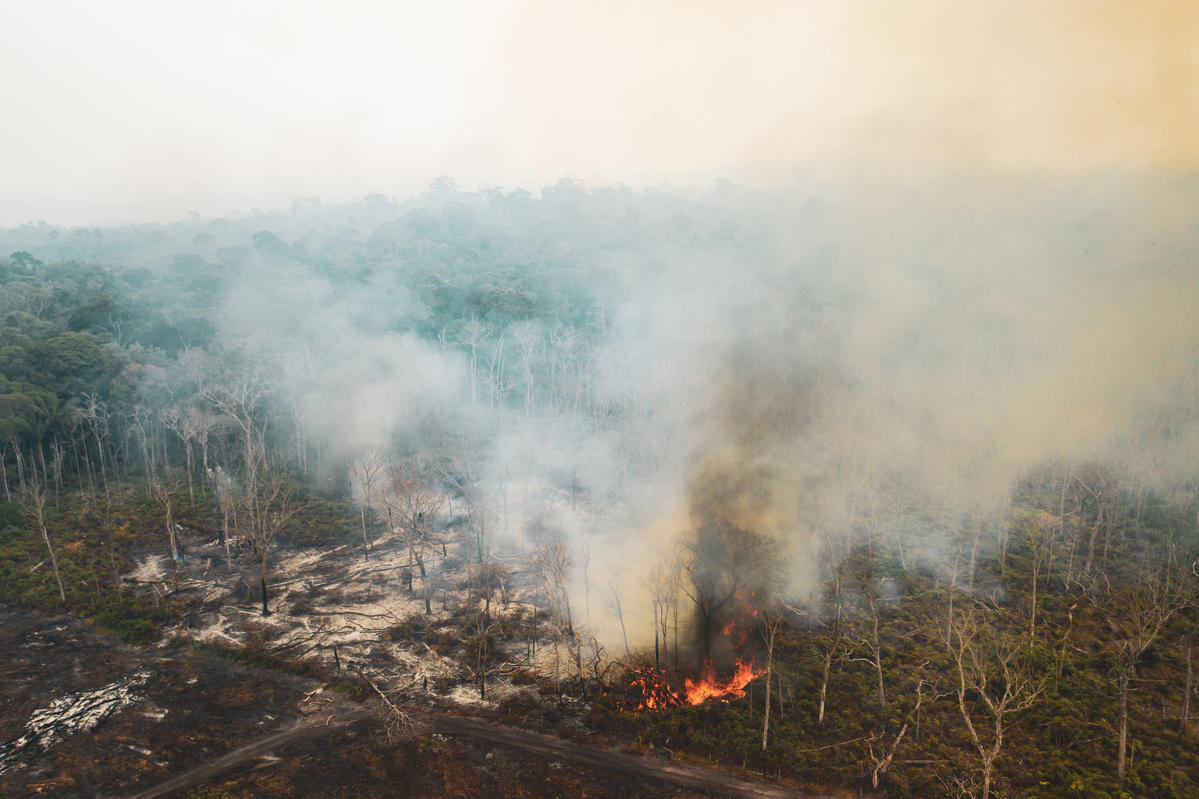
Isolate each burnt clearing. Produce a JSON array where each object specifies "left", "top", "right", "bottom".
[{"left": 0, "top": 605, "right": 811, "bottom": 798}]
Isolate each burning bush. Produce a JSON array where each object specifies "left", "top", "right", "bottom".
[{"left": 611, "top": 655, "right": 765, "bottom": 713}]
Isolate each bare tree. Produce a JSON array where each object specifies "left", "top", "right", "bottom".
[
  {"left": 1182, "top": 629, "right": 1195, "bottom": 737},
  {"left": 944, "top": 604, "right": 1047, "bottom": 799},
  {"left": 160, "top": 405, "right": 195, "bottom": 507},
  {"left": 148, "top": 466, "right": 186, "bottom": 566},
  {"left": 350, "top": 447, "right": 388, "bottom": 560},
  {"left": 509, "top": 320, "right": 542, "bottom": 414},
  {"left": 474, "top": 613, "right": 501, "bottom": 700},
  {"left": 1100, "top": 563, "right": 1191, "bottom": 782},
  {"left": 201, "top": 357, "right": 274, "bottom": 509},
  {"left": 16, "top": 450, "right": 65, "bottom": 602},
  {"left": 432, "top": 438, "right": 489, "bottom": 562},
  {"left": 814, "top": 567, "right": 848, "bottom": 725},
  {"left": 79, "top": 393, "right": 112, "bottom": 503},
  {"left": 759, "top": 601, "right": 785, "bottom": 751},
  {"left": 387, "top": 463, "right": 442, "bottom": 614},
  {"left": 468, "top": 560, "right": 510, "bottom": 620},
  {"left": 458, "top": 316, "right": 490, "bottom": 407},
  {"left": 530, "top": 520, "right": 574, "bottom": 636},
  {"left": 244, "top": 465, "right": 297, "bottom": 616},
  {"left": 362, "top": 671, "right": 414, "bottom": 743}
]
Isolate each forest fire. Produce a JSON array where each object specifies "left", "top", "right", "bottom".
[
  {"left": 609, "top": 586, "right": 767, "bottom": 712},
  {"left": 614, "top": 666, "right": 681, "bottom": 713},
  {"left": 616, "top": 659, "right": 763, "bottom": 712},
  {"left": 721, "top": 589, "right": 759, "bottom": 647},
  {"left": 683, "top": 658, "right": 761, "bottom": 705}
]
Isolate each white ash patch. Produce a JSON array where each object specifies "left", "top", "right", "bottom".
[
  {"left": 444, "top": 679, "right": 531, "bottom": 708},
  {"left": 130, "top": 554, "right": 169, "bottom": 583},
  {"left": 0, "top": 668, "right": 150, "bottom": 774}
]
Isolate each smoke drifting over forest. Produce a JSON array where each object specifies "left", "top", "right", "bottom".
[{"left": 8, "top": 174, "right": 1190, "bottom": 646}]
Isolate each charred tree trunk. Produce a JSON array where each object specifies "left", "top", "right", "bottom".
[{"left": 260, "top": 554, "right": 271, "bottom": 616}]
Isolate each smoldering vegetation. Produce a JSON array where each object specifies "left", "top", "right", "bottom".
[{"left": 3, "top": 174, "right": 1199, "bottom": 641}]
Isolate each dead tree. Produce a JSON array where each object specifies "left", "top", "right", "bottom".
[
  {"left": 387, "top": 464, "right": 442, "bottom": 614},
  {"left": 362, "top": 672, "right": 414, "bottom": 743},
  {"left": 944, "top": 603, "right": 1046, "bottom": 799},
  {"left": 350, "top": 447, "right": 388, "bottom": 560},
  {"left": 16, "top": 451, "right": 65, "bottom": 602},
  {"left": 244, "top": 465, "right": 297, "bottom": 616},
  {"left": 530, "top": 520, "right": 574, "bottom": 636},
  {"left": 815, "top": 567, "right": 848, "bottom": 724},
  {"left": 148, "top": 466, "right": 186, "bottom": 566},
  {"left": 759, "top": 603, "right": 785, "bottom": 751},
  {"left": 1100, "top": 564, "right": 1191, "bottom": 782},
  {"left": 468, "top": 560, "right": 510, "bottom": 620}
]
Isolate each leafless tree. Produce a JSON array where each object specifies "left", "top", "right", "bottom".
[
  {"left": 160, "top": 405, "right": 195, "bottom": 507},
  {"left": 1100, "top": 562, "right": 1191, "bottom": 781},
  {"left": 474, "top": 613, "right": 501, "bottom": 701},
  {"left": 350, "top": 447, "right": 388, "bottom": 560},
  {"left": 509, "top": 320, "right": 542, "bottom": 413},
  {"left": 759, "top": 601, "right": 785, "bottom": 751},
  {"left": 79, "top": 393, "right": 111, "bottom": 503},
  {"left": 847, "top": 570, "right": 889, "bottom": 714},
  {"left": 387, "top": 463, "right": 442, "bottom": 614},
  {"left": 362, "top": 671, "right": 415, "bottom": 743},
  {"left": 458, "top": 316, "right": 490, "bottom": 406},
  {"left": 944, "top": 603, "right": 1047, "bottom": 799},
  {"left": 16, "top": 450, "right": 65, "bottom": 602},
  {"left": 200, "top": 357, "right": 274, "bottom": 507},
  {"left": 243, "top": 464, "right": 297, "bottom": 616},
  {"left": 148, "top": 466, "right": 186, "bottom": 566},
  {"left": 468, "top": 560, "right": 510, "bottom": 620},
  {"left": 530, "top": 520, "right": 573, "bottom": 636},
  {"left": 814, "top": 567, "right": 848, "bottom": 725}
]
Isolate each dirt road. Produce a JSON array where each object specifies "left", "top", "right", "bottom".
[
  {"left": 432, "top": 714, "right": 828, "bottom": 799},
  {"left": 124, "top": 708, "right": 828, "bottom": 799},
  {"left": 121, "top": 709, "right": 372, "bottom": 799}
]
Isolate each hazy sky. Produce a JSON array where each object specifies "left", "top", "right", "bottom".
[{"left": 2, "top": 0, "right": 1195, "bottom": 225}]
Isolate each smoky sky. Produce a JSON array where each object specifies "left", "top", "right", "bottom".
[{"left": 2, "top": 1, "right": 1197, "bottom": 225}]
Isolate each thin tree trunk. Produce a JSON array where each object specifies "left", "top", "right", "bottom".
[
  {"left": 360, "top": 503, "right": 370, "bottom": 560},
  {"left": 1184, "top": 643, "right": 1193, "bottom": 736},
  {"left": 260, "top": 554, "right": 270, "bottom": 616},
  {"left": 40, "top": 517, "right": 66, "bottom": 603},
  {"left": 611, "top": 584, "right": 630, "bottom": 657},
  {"left": 761, "top": 620, "right": 777, "bottom": 751},
  {"left": 1118, "top": 667, "right": 1131, "bottom": 781},
  {"left": 819, "top": 651, "right": 833, "bottom": 724},
  {"left": 1, "top": 443, "right": 10, "bottom": 502}
]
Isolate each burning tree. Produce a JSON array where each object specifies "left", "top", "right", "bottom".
[
  {"left": 605, "top": 519, "right": 783, "bottom": 713},
  {"left": 683, "top": 520, "right": 780, "bottom": 663}
]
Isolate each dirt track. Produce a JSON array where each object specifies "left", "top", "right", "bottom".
[
  {"left": 120, "top": 708, "right": 372, "bottom": 799},
  {"left": 124, "top": 708, "right": 828, "bottom": 799},
  {"left": 431, "top": 715, "right": 827, "bottom": 799}
]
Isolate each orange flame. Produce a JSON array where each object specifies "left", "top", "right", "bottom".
[
  {"left": 616, "top": 666, "right": 682, "bottom": 713},
  {"left": 721, "top": 590, "right": 759, "bottom": 647},
  {"left": 684, "top": 658, "right": 761, "bottom": 705}
]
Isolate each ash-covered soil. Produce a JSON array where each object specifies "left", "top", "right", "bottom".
[
  {"left": 0, "top": 606, "right": 739, "bottom": 798},
  {"left": 0, "top": 604, "right": 361, "bottom": 797}
]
